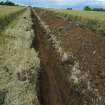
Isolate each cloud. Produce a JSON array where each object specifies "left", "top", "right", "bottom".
[
  {"left": 95, "top": 0, "right": 105, "bottom": 1},
  {"left": 94, "top": 0, "right": 105, "bottom": 4}
]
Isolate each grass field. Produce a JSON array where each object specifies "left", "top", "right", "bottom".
[
  {"left": 49, "top": 9, "right": 105, "bottom": 34},
  {"left": 51, "top": 9, "right": 105, "bottom": 21},
  {"left": 0, "top": 6, "right": 25, "bottom": 31},
  {"left": 0, "top": 6, "right": 24, "bottom": 16}
]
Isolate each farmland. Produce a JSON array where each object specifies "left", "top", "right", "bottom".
[
  {"left": 0, "top": 5, "right": 105, "bottom": 105},
  {"left": 48, "top": 8, "right": 105, "bottom": 34},
  {"left": 0, "top": 6, "right": 25, "bottom": 31},
  {"left": 50, "top": 9, "right": 105, "bottom": 21}
]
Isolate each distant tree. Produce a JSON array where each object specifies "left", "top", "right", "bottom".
[
  {"left": 5, "top": 1, "right": 15, "bottom": 6},
  {"left": 67, "top": 8, "right": 72, "bottom": 10},
  {"left": 92, "top": 8, "right": 105, "bottom": 11},
  {"left": 84, "top": 6, "right": 105, "bottom": 12},
  {"left": 0, "top": 1, "right": 4, "bottom": 5},
  {"left": 0, "top": 0, "right": 16, "bottom": 6},
  {"left": 84, "top": 6, "right": 92, "bottom": 11}
]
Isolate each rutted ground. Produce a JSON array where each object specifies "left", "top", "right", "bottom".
[
  {"left": 35, "top": 8, "right": 105, "bottom": 105},
  {"left": 0, "top": 8, "right": 40, "bottom": 105}
]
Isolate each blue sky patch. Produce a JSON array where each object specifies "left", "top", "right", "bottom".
[{"left": 1, "top": 0, "right": 105, "bottom": 9}]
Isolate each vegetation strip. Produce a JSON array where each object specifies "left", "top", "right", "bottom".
[
  {"left": 0, "top": 8, "right": 40, "bottom": 105},
  {"left": 0, "top": 6, "right": 26, "bottom": 32},
  {"left": 35, "top": 8, "right": 105, "bottom": 105}
]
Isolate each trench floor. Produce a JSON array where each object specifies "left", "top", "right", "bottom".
[{"left": 32, "top": 10, "right": 73, "bottom": 105}]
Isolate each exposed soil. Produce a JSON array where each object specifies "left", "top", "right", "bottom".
[
  {"left": 33, "top": 18, "right": 63, "bottom": 105},
  {"left": 31, "top": 10, "right": 71, "bottom": 105},
  {"left": 35, "top": 9, "right": 105, "bottom": 98}
]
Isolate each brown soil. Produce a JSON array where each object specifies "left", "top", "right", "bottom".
[
  {"left": 31, "top": 10, "right": 77, "bottom": 105},
  {"left": 35, "top": 9, "right": 105, "bottom": 98}
]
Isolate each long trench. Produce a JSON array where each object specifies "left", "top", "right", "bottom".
[{"left": 31, "top": 9, "right": 74, "bottom": 105}]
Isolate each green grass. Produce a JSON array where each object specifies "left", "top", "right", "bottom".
[
  {"left": 49, "top": 9, "right": 105, "bottom": 34},
  {"left": 0, "top": 6, "right": 25, "bottom": 31},
  {"left": 0, "top": 6, "right": 24, "bottom": 16},
  {"left": 51, "top": 9, "right": 105, "bottom": 21},
  {"left": 0, "top": 6, "right": 26, "bottom": 48},
  {"left": 0, "top": 8, "right": 40, "bottom": 105}
]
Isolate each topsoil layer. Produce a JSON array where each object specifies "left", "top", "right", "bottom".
[{"left": 35, "top": 9, "right": 105, "bottom": 97}]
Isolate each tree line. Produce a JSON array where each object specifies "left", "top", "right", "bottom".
[
  {"left": 0, "top": 1, "right": 16, "bottom": 6},
  {"left": 84, "top": 6, "right": 105, "bottom": 12}
]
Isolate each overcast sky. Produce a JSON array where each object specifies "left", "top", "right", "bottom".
[{"left": 1, "top": 0, "right": 105, "bottom": 9}]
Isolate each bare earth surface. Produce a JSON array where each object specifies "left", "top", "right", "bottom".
[
  {"left": 35, "top": 9, "right": 105, "bottom": 99},
  {"left": 32, "top": 10, "right": 74, "bottom": 105}
]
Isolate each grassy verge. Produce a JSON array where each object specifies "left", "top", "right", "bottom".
[
  {"left": 0, "top": 8, "right": 40, "bottom": 105},
  {"left": 0, "top": 6, "right": 26, "bottom": 32}
]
